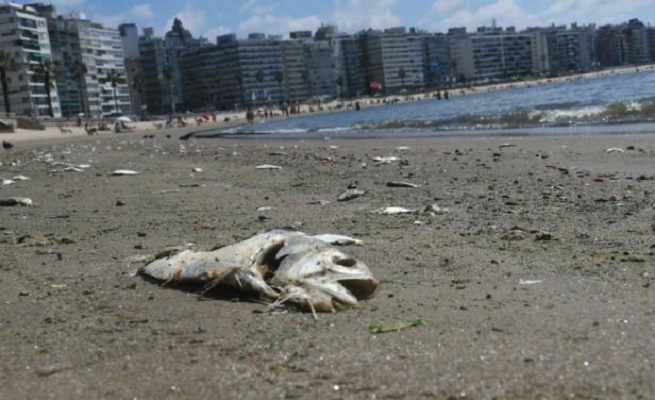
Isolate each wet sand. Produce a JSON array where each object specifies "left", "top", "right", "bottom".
[{"left": 2, "top": 129, "right": 655, "bottom": 398}]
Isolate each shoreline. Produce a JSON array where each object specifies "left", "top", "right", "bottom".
[{"left": 2, "top": 63, "right": 654, "bottom": 145}]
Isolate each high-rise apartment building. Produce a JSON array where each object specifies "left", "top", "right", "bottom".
[
  {"left": 0, "top": 3, "right": 61, "bottom": 117},
  {"left": 31, "top": 3, "right": 130, "bottom": 117}
]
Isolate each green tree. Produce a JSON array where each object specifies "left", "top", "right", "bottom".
[
  {"left": 35, "top": 59, "right": 58, "bottom": 117},
  {"left": 130, "top": 74, "right": 145, "bottom": 116},
  {"left": 274, "top": 70, "right": 284, "bottom": 100},
  {"left": 234, "top": 70, "right": 243, "bottom": 105},
  {"left": 161, "top": 65, "right": 174, "bottom": 113},
  {"left": 71, "top": 60, "right": 88, "bottom": 117},
  {"left": 301, "top": 69, "right": 310, "bottom": 97},
  {"left": 106, "top": 69, "right": 122, "bottom": 115},
  {"left": 335, "top": 75, "right": 344, "bottom": 98},
  {"left": 449, "top": 59, "right": 458, "bottom": 86},
  {"left": 254, "top": 69, "right": 264, "bottom": 104},
  {"left": 0, "top": 51, "right": 19, "bottom": 114},
  {"left": 398, "top": 68, "right": 407, "bottom": 89}
]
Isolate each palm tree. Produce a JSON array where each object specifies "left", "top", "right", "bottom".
[
  {"left": 71, "top": 60, "right": 88, "bottom": 117},
  {"left": 335, "top": 75, "right": 344, "bottom": 98},
  {"left": 35, "top": 59, "right": 58, "bottom": 117},
  {"left": 274, "top": 70, "right": 284, "bottom": 100},
  {"left": 301, "top": 70, "right": 310, "bottom": 97},
  {"left": 130, "top": 74, "right": 145, "bottom": 116},
  {"left": 255, "top": 69, "right": 264, "bottom": 105},
  {"left": 106, "top": 69, "right": 121, "bottom": 115},
  {"left": 234, "top": 70, "right": 243, "bottom": 106},
  {"left": 212, "top": 69, "right": 222, "bottom": 107},
  {"left": 0, "top": 51, "right": 19, "bottom": 114},
  {"left": 398, "top": 68, "right": 407, "bottom": 90},
  {"left": 161, "top": 65, "right": 174, "bottom": 113},
  {"left": 449, "top": 59, "right": 458, "bottom": 87}
]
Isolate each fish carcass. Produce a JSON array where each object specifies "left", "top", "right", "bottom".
[{"left": 139, "top": 230, "right": 377, "bottom": 314}]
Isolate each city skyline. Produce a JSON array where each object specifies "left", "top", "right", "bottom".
[{"left": 17, "top": 0, "right": 655, "bottom": 40}]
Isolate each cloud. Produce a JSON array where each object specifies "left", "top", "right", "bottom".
[
  {"left": 432, "top": 0, "right": 467, "bottom": 14},
  {"left": 48, "top": 0, "right": 86, "bottom": 6},
  {"left": 92, "top": 13, "right": 127, "bottom": 29},
  {"left": 239, "top": 0, "right": 276, "bottom": 15},
  {"left": 204, "top": 26, "right": 232, "bottom": 41},
  {"left": 432, "top": 0, "right": 538, "bottom": 31},
  {"left": 334, "top": 0, "right": 402, "bottom": 32},
  {"left": 237, "top": 15, "right": 322, "bottom": 37},
  {"left": 540, "top": 0, "right": 650, "bottom": 26},
  {"left": 131, "top": 4, "right": 154, "bottom": 20}
]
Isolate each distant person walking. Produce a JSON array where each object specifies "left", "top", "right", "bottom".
[{"left": 246, "top": 107, "right": 255, "bottom": 124}]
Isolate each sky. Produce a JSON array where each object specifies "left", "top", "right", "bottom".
[{"left": 26, "top": 0, "right": 655, "bottom": 39}]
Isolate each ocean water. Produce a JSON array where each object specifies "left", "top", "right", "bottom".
[{"left": 200, "top": 69, "right": 655, "bottom": 139}]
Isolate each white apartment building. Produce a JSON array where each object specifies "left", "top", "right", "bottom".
[
  {"left": 32, "top": 3, "right": 130, "bottom": 118},
  {"left": 0, "top": 2, "right": 61, "bottom": 117}
]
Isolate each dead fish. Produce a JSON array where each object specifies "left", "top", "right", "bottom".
[
  {"left": 418, "top": 204, "right": 449, "bottom": 216},
  {"left": 372, "top": 156, "right": 399, "bottom": 164},
  {"left": 111, "top": 169, "right": 140, "bottom": 176},
  {"left": 370, "top": 206, "right": 415, "bottom": 215},
  {"left": 256, "top": 164, "right": 282, "bottom": 170},
  {"left": 307, "top": 199, "right": 330, "bottom": 205},
  {"left": 139, "top": 230, "right": 377, "bottom": 314},
  {"left": 0, "top": 197, "right": 33, "bottom": 207},
  {"left": 605, "top": 147, "right": 625, "bottom": 153},
  {"left": 12, "top": 175, "right": 30, "bottom": 181},
  {"left": 337, "top": 189, "right": 366, "bottom": 202},
  {"left": 1, "top": 178, "right": 15, "bottom": 187},
  {"left": 370, "top": 204, "right": 449, "bottom": 216},
  {"left": 386, "top": 181, "right": 420, "bottom": 188}
]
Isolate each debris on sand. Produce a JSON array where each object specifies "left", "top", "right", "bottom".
[
  {"left": 307, "top": 199, "right": 330, "bottom": 205},
  {"left": 386, "top": 181, "right": 420, "bottom": 188},
  {"left": 138, "top": 230, "right": 378, "bottom": 315},
  {"left": 0, "top": 197, "right": 33, "bottom": 207},
  {"left": 372, "top": 156, "right": 399, "bottom": 165},
  {"left": 370, "top": 206, "right": 415, "bottom": 215},
  {"left": 34, "top": 362, "right": 73, "bottom": 377},
  {"left": 370, "top": 204, "right": 449, "bottom": 216},
  {"left": 368, "top": 319, "right": 424, "bottom": 334},
  {"left": 519, "top": 279, "right": 543, "bottom": 285},
  {"left": 256, "top": 164, "right": 283, "bottom": 170},
  {"left": 111, "top": 169, "right": 139, "bottom": 176},
  {"left": 337, "top": 189, "right": 366, "bottom": 201},
  {"left": 605, "top": 147, "right": 625, "bottom": 153}
]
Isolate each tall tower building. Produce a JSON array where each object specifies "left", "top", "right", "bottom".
[
  {"left": 0, "top": 3, "right": 61, "bottom": 117},
  {"left": 32, "top": 3, "right": 130, "bottom": 117}
]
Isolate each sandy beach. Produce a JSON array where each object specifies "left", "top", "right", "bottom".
[{"left": 2, "top": 125, "right": 655, "bottom": 398}]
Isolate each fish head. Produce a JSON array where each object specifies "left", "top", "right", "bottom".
[{"left": 272, "top": 244, "right": 378, "bottom": 312}]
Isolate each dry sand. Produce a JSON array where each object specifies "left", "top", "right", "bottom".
[{"left": 2, "top": 127, "right": 655, "bottom": 399}]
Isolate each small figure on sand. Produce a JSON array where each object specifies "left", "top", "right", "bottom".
[{"left": 246, "top": 107, "right": 255, "bottom": 124}]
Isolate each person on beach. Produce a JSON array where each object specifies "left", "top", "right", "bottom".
[{"left": 246, "top": 107, "right": 255, "bottom": 124}]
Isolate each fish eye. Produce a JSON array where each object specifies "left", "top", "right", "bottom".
[{"left": 333, "top": 255, "right": 357, "bottom": 267}]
